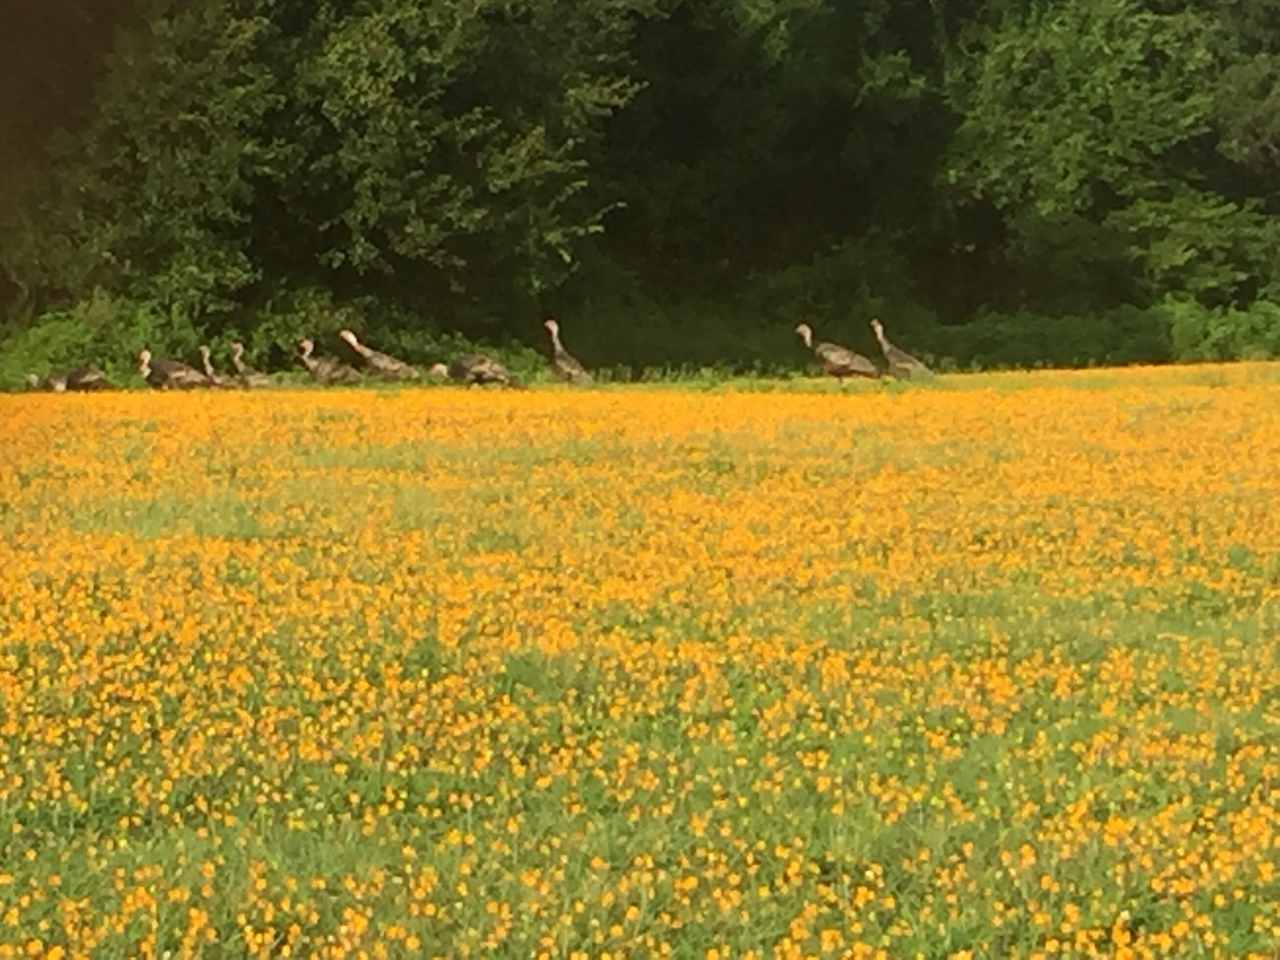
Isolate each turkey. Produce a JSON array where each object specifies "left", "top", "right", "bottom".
[
  {"left": 26, "top": 372, "right": 65, "bottom": 392},
  {"left": 138, "top": 349, "right": 211, "bottom": 390},
  {"left": 198, "top": 346, "right": 235, "bottom": 388},
  {"left": 870, "top": 319, "right": 932, "bottom": 379},
  {"left": 26, "top": 367, "right": 111, "bottom": 392},
  {"left": 794, "top": 324, "right": 880, "bottom": 382},
  {"left": 543, "top": 317, "right": 592, "bottom": 384},
  {"left": 27, "top": 372, "right": 67, "bottom": 392},
  {"left": 298, "top": 338, "right": 362, "bottom": 384},
  {"left": 64, "top": 366, "right": 113, "bottom": 391},
  {"left": 446, "top": 353, "right": 521, "bottom": 388},
  {"left": 230, "top": 342, "right": 270, "bottom": 388},
  {"left": 338, "top": 329, "right": 419, "bottom": 380}
]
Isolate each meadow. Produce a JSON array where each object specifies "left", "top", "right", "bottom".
[{"left": 0, "top": 363, "right": 1278, "bottom": 959}]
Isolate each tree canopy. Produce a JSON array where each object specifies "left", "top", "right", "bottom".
[{"left": 3, "top": 0, "right": 1279, "bottom": 373}]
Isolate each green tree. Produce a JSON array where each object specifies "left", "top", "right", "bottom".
[
  {"left": 598, "top": 0, "right": 948, "bottom": 289},
  {"left": 7, "top": 0, "right": 1280, "bottom": 370},
  {"left": 942, "top": 0, "right": 1280, "bottom": 307},
  {"left": 2, "top": 0, "right": 661, "bottom": 332},
  {"left": 3, "top": 2, "right": 286, "bottom": 322}
]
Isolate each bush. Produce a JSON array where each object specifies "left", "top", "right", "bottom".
[
  {"left": 1161, "top": 297, "right": 1280, "bottom": 361},
  {"left": 239, "top": 288, "right": 553, "bottom": 381},
  {"left": 553, "top": 239, "right": 938, "bottom": 376},
  {"left": 0, "top": 285, "right": 558, "bottom": 390},
  {"left": 0, "top": 290, "right": 201, "bottom": 390},
  {"left": 929, "top": 306, "right": 1173, "bottom": 370},
  {"left": 8, "top": 281, "right": 1271, "bottom": 393}
]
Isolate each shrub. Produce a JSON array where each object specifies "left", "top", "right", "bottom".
[
  {"left": 1161, "top": 297, "right": 1280, "bottom": 361},
  {"left": 0, "top": 290, "right": 200, "bottom": 390},
  {"left": 930, "top": 307, "right": 1173, "bottom": 370}
]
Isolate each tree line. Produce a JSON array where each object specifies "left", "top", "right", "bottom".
[{"left": 3, "top": 0, "right": 1279, "bottom": 383}]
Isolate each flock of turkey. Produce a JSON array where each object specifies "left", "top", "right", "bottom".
[{"left": 26, "top": 317, "right": 930, "bottom": 392}]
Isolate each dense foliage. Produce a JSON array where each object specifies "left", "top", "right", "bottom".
[{"left": 3, "top": 0, "right": 1280, "bottom": 376}]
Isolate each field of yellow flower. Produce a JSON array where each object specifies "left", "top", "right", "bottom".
[{"left": 1, "top": 362, "right": 1278, "bottom": 959}]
